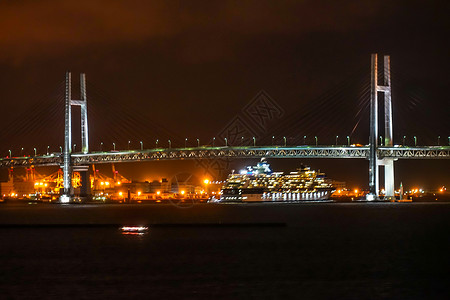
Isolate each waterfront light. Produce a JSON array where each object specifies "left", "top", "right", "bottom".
[
  {"left": 283, "top": 136, "right": 286, "bottom": 147},
  {"left": 185, "top": 138, "right": 187, "bottom": 148},
  {"left": 212, "top": 137, "right": 215, "bottom": 147},
  {"left": 156, "top": 191, "right": 161, "bottom": 195},
  {"left": 128, "top": 140, "right": 131, "bottom": 150},
  {"left": 33, "top": 148, "right": 36, "bottom": 156},
  {"left": 225, "top": 137, "right": 228, "bottom": 146},
  {"left": 414, "top": 136, "right": 417, "bottom": 146},
  {"left": 60, "top": 194, "right": 70, "bottom": 203},
  {"left": 197, "top": 138, "right": 200, "bottom": 147},
  {"left": 204, "top": 179, "right": 210, "bottom": 184},
  {"left": 315, "top": 136, "right": 318, "bottom": 146},
  {"left": 335, "top": 136, "right": 338, "bottom": 146},
  {"left": 253, "top": 136, "right": 256, "bottom": 146},
  {"left": 140, "top": 141, "right": 143, "bottom": 150},
  {"left": 8, "top": 149, "right": 11, "bottom": 158},
  {"left": 112, "top": 143, "right": 116, "bottom": 151}
]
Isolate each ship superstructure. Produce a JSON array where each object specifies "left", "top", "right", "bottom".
[{"left": 218, "top": 159, "right": 334, "bottom": 202}]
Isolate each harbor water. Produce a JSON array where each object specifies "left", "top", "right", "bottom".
[{"left": 0, "top": 202, "right": 449, "bottom": 299}]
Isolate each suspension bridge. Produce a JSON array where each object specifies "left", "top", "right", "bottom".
[{"left": 0, "top": 54, "right": 449, "bottom": 202}]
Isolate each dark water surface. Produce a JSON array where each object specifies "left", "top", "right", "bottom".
[{"left": 0, "top": 203, "right": 449, "bottom": 299}]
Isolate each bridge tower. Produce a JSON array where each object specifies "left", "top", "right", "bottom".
[
  {"left": 60, "top": 72, "right": 90, "bottom": 203},
  {"left": 367, "top": 54, "right": 395, "bottom": 200}
]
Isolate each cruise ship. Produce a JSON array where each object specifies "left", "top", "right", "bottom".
[{"left": 216, "top": 159, "right": 334, "bottom": 202}]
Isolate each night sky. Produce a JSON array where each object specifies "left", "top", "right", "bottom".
[{"left": 0, "top": 0, "right": 449, "bottom": 189}]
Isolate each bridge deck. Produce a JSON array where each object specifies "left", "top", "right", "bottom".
[{"left": 1, "top": 146, "right": 449, "bottom": 168}]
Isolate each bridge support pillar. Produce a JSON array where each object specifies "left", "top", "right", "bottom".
[
  {"left": 367, "top": 54, "right": 379, "bottom": 200},
  {"left": 367, "top": 54, "right": 394, "bottom": 201},
  {"left": 60, "top": 72, "right": 72, "bottom": 203},
  {"left": 59, "top": 71, "right": 90, "bottom": 203},
  {"left": 74, "top": 166, "right": 91, "bottom": 199},
  {"left": 384, "top": 159, "right": 395, "bottom": 200}
]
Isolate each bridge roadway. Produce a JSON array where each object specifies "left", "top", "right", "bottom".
[{"left": 1, "top": 145, "right": 450, "bottom": 168}]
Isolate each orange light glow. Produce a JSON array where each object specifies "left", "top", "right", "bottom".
[
  {"left": 180, "top": 190, "right": 185, "bottom": 195},
  {"left": 204, "top": 179, "right": 210, "bottom": 184}
]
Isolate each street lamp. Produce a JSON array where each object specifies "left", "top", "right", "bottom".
[
  {"left": 33, "top": 148, "right": 37, "bottom": 156},
  {"left": 73, "top": 144, "right": 76, "bottom": 152},
  {"left": 314, "top": 136, "right": 318, "bottom": 146},
  {"left": 100, "top": 142, "right": 103, "bottom": 151},
  {"left": 403, "top": 136, "right": 406, "bottom": 146},
  {"left": 197, "top": 138, "right": 200, "bottom": 147},
  {"left": 448, "top": 136, "right": 450, "bottom": 146},
  {"left": 225, "top": 137, "right": 228, "bottom": 147},
  {"left": 47, "top": 146, "right": 50, "bottom": 155},
  {"left": 8, "top": 150, "right": 11, "bottom": 158},
  {"left": 335, "top": 135, "right": 338, "bottom": 146},
  {"left": 128, "top": 140, "right": 131, "bottom": 150},
  {"left": 241, "top": 136, "right": 244, "bottom": 145},
  {"left": 346, "top": 136, "right": 350, "bottom": 146},
  {"left": 437, "top": 136, "right": 440, "bottom": 146},
  {"left": 413, "top": 136, "right": 417, "bottom": 146},
  {"left": 272, "top": 136, "right": 275, "bottom": 146},
  {"left": 156, "top": 139, "right": 159, "bottom": 148},
  {"left": 21, "top": 147, "right": 24, "bottom": 156},
  {"left": 112, "top": 143, "right": 116, "bottom": 151},
  {"left": 283, "top": 136, "right": 286, "bottom": 147},
  {"left": 379, "top": 136, "right": 382, "bottom": 146},
  {"left": 253, "top": 137, "right": 256, "bottom": 146},
  {"left": 212, "top": 137, "right": 215, "bottom": 147},
  {"left": 185, "top": 138, "right": 188, "bottom": 148},
  {"left": 60, "top": 146, "right": 63, "bottom": 153},
  {"left": 168, "top": 139, "right": 171, "bottom": 149},
  {"left": 140, "top": 141, "right": 143, "bottom": 150},
  {"left": 303, "top": 136, "right": 306, "bottom": 145}
]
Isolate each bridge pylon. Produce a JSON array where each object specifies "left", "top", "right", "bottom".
[
  {"left": 367, "top": 54, "right": 395, "bottom": 201},
  {"left": 60, "top": 72, "right": 90, "bottom": 203}
]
